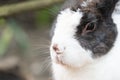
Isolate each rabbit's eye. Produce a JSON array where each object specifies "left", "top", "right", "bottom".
[{"left": 82, "top": 22, "right": 96, "bottom": 35}]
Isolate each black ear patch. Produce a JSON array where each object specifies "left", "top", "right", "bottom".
[{"left": 96, "top": 0, "right": 119, "bottom": 18}]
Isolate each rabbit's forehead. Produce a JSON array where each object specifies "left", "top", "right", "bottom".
[
  {"left": 54, "top": 8, "right": 82, "bottom": 37},
  {"left": 56, "top": 8, "right": 82, "bottom": 28}
]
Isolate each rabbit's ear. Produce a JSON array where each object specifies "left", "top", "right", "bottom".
[{"left": 97, "top": 0, "right": 119, "bottom": 18}]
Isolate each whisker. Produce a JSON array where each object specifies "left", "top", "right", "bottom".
[
  {"left": 31, "top": 50, "right": 50, "bottom": 58},
  {"left": 46, "top": 5, "right": 61, "bottom": 16},
  {"left": 32, "top": 45, "right": 50, "bottom": 48},
  {"left": 32, "top": 47, "right": 49, "bottom": 52},
  {"left": 39, "top": 57, "right": 52, "bottom": 73},
  {"left": 31, "top": 49, "right": 49, "bottom": 52}
]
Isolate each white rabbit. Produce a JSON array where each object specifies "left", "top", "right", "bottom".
[{"left": 50, "top": 0, "right": 120, "bottom": 80}]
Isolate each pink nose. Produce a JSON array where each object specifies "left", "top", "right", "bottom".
[{"left": 52, "top": 44, "right": 62, "bottom": 54}]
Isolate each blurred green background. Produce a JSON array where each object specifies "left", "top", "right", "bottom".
[{"left": 0, "top": 0, "right": 63, "bottom": 80}]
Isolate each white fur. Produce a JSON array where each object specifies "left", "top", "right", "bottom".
[
  {"left": 115, "top": 1, "right": 120, "bottom": 14},
  {"left": 81, "top": 0, "right": 92, "bottom": 7},
  {"left": 50, "top": 1, "right": 120, "bottom": 80}
]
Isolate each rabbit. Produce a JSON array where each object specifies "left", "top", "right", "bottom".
[{"left": 50, "top": 0, "right": 120, "bottom": 80}]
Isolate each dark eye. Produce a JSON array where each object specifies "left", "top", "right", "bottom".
[{"left": 82, "top": 22, "right": 96, "bottom": 35}]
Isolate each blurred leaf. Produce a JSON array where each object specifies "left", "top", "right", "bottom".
[
  {"left": 0, "top": 27, "right": 13, "bottom": 56},
  {"left": 0, "top": 18, "right": 6, "bottom": 25},
  {"left": 8, "top": 19, "right": 29, "bottom": 53}
]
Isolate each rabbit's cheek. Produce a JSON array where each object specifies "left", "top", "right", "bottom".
[{"left": 63, "top": 44, "right": 94, "bottom": 68}]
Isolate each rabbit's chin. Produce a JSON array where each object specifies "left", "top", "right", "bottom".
[{"left": 52, "top": 57, "right": 94, "bottom": 68}]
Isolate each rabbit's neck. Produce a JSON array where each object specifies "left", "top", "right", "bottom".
[{"left": 52, "top": 63, "right": 100, "bottom": 80}]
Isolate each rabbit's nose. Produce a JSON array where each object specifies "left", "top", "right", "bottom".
[{"left": 52, "top": 44, "right": 64, "bottom": 54}]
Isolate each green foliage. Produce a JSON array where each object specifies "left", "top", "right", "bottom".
[
  {"left": 0, "top": 19, "right": 6, "bottom": 25},
  {"left": 36, "top": 4, "right": 61, "bottom": 27},
  {"left": 0, "top": 19, "right": 29, "bottom": 56},
  {"left": 8, "top": 19, "right": 29, "bottom": 53},
  {"left": 0, "top": 26, "right": 13, "bottom": 56},
  {"left": 36, "top": 9, "right": 51, "bottom": 26},
  {"left": 0, "top": 3, "right": 62, "bottom": 56}
]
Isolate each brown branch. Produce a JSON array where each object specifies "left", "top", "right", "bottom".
[{"left": 0, "top": 0, "right": 63, "bottom": 17}]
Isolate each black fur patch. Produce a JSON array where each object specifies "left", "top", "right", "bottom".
[
  {"left": 61, "top": 0, "right": 119, "bottom": 57},
  {"left": 75, "top": 0, "right": 119, "bottom": 57},
  {"left": 76, "top": 15, "right": 117, "bottom": 57}
]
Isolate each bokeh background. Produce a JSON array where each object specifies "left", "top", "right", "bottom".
[{"left": 0, "top": 0, "right": 64, "bottom": 80}]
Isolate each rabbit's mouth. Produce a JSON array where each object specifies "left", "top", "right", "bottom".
[
  {"left": 55, "top": 55, "right": 66, "bottom": 65},
  {"left": 54, "top": 55, "right": 75, "bottom": 68},
  {"left": 53, "top": 54, "right": 74, "bottom": 68}
]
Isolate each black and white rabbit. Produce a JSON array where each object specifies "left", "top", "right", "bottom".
[{"left": 50, "top": 0, "right": 120, "bottom": 80}]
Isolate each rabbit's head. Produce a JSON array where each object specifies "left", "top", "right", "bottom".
[{"left": 50, "top": 0, "right": 118, "bottom": 68}]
